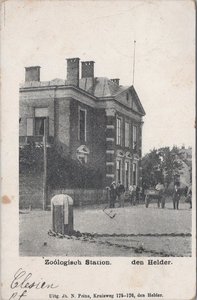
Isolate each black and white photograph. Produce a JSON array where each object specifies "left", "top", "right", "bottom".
[
  {"left": 17, "top": 1, "right": 194, "bottom": 258},
  {"left": 1, "top": 0, "right": 196, "bottom": 299}
]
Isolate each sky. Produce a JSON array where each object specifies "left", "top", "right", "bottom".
[{"left": 1, "top": 0, "right": 195, "bottom": 155}]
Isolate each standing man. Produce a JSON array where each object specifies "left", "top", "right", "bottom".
[
  {"left": 155, "top": 182, "right": 165, "bottom": 208},
  {"left": 109, "top": 181, "right": 116, "bottom": 208},
  {"left": 116, "top": 181, "right": 125, "bottom": 207},
  {"left": 173, "top": 183, "right": 181, "bottom": 210}
]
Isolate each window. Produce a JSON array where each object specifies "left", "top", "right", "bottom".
[
  {"left": 35, "top": 117, "right": 46, "bottom": 136},
  {"left": 132, "top": 163, "right": 137, "bottom": 185},
  {"left": 34, "top": 107, "right": 48, "bottom": 136},
  {"left": 116, "top": 159, "right": 122, "bottom": 182},
  {"left": 79, "top": 109, "right": 86, "bottom": 142},
  {"left": 125, "top": 161, "right": 130, "bottom": 189},
  {"left": 133, "top": 125, "right": 137, "bottom": 150},
  {"left": 125, "top": 122, "right": 130, "bottom": 147},
  {"left": 116, "top": 117, "right": 122, "bottom": 145},
  {"left": 26, "top": 108, "right": 48, "bottom": 136},
  {"left": 126, "top": 93, "right": 129, "bottom": 101}
]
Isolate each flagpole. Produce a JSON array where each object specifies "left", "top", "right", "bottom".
[{"left": 132, "top": 40, "right": 136, "bottom": 86}]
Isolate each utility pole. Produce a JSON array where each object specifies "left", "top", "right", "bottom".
[{"left": 43, "top": 119, "right": 47, "bottom": 210}]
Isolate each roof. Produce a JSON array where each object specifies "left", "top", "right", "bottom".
[
  {"left": 79, "top": 77, "right": 129, "bottom": 97},
  {"left": 79, "top": 77, "right": 145, "bottom": 115},
  {"left": 20, "top": 76, "right": 145, "bottom": 115}
]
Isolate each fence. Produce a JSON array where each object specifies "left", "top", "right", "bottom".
[{"left": 49, "top": 188, "right": 108, "bottom": 207}]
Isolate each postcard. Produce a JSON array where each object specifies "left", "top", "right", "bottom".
[{"left": 1, "top": 1, "right": 196, "bottom": 299}]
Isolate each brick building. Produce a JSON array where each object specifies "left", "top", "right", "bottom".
[{"left": 19, "top": 58, "right": 145, "bottom": 207}]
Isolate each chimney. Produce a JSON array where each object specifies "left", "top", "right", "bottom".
[
  {"left": 111, "top": 78, "right": 120, "bottom": 86},
  {"left": 81, "top": 61, "right": 95, "bottom": 78},
  {"left": 25, "top": 66, "right": 41, "bottom": 81},
  {"left": 66, "top": 57, "right": 80, "bottom": 86}
]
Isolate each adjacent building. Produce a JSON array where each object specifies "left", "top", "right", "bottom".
[
  {"left": 19, "top": 58, "right": 145, "bottom": 207},
  {"left": 175, "top": 146, "right": 192, "bottom": 188}
]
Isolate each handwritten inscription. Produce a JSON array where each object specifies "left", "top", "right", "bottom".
[{"left": 9, "top": 268, "right": 58, "bottom": 300}]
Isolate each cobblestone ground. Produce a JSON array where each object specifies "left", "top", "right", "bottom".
[{"left": 19, "top": 198, "right": 192, "bottom": 257}]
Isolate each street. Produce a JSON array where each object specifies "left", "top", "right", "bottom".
[{"left": 19, "top": 198, "right": 192, "bottom": 257}]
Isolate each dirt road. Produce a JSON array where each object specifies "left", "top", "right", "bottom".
[{"left": 19, "top": 200, "right": 192, "bottom": 257}]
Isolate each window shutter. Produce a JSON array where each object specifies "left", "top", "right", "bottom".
[{"left": 26, "top": 118, "right": 34, "bottom": 136}]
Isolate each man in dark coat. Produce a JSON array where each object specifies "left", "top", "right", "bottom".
[
  {"left": 173, "top": 184, "right": 181, "bottom": 210},
  {"left": 109, "top": 181, "right": 116, "bottom": 208},
  {"left": 116, "top": 181, "right": 125, "bottom": 207}
]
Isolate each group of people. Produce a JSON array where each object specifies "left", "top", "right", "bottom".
[
  {"left": 150, "top": 182, "right": 192, "bottom": 210},
  {"left": 109, "top": 181, "right": 140, "bottom": 208},
  {"left": 109, "top": 181, "right": 125, "bottom": 208},
  {"left": 108, "top": 180, "right": 192, "bottom": 210}
]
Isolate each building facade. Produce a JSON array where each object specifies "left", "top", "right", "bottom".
[{"left": 19, "top": 58, "right": 145, "bottom": 199}]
